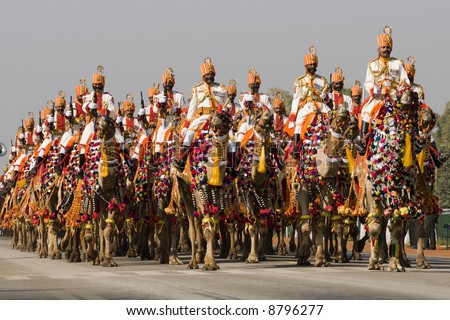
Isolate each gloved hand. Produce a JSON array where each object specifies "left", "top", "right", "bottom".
[
  {"left": 158, "top": 94, "right": 167, "bottom": 104},
  {"left": 47, "top": 116, "right": 54, "bottom": 123},
  {"left": 89, "top": 102, "right": 98, "bottom": 110},
  {"left": 35, "top": 125, "right": 42, "bottom": 133},
  {"left": 256, "top": 102, "right": 263, "bottom": 109},
  {"left": 65, "top": 110, "right": 72, "bottom": 117},
  {"left": 181, "top": 127, "right": 188, "bottom": 137},
  {"left": 138, "top": 108, "right": 145, "bottom": 116},
  {"left": 373, "top": 85, "right": 380, "bottom": 95},
  {"left": 320, "top": 92, "right": 329, "bottom": 100},
  {"left": 19, "top": 133, "right": 25, "bottom": 139},
  {"left": 244, "top": 94, "right": 254, "bottom": 102},
  {"left": 116, "top": 116, "right": 123, "bottom": 124}
]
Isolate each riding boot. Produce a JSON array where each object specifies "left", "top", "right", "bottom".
[
  {"left": 355, "top": 121, "right": 369, "bottom": 156},
  {"left": 148, "top": 152, "right": 160, "bottom": 172},
  {"left": 77, "top": 154, "right": 85, "bottom": 178},
  {"left": 291, "top": 134, "right": 300, "bottom": 159},
  {"left": 55, "top": 153, "right": 65, "bottom": 174},
  {"left": 28, "top": 156, "right": 43, "bottom": 177},
  {"left": 173, "top": 145, "right": 189, "bottom": 172}
]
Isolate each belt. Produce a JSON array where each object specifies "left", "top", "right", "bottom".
[
  {"left": 196, "top": 107, "right": 214, "bottom": 116},
  {"left": 305, "top": 96, "right": 321, "bottom": 102}
]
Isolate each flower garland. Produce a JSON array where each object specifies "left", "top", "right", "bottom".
[
  {"left": 134, "top": 144, "right": 151, "bottom": 204},
  {"left": 367, "top": 101, "right": 419, "bottom": 218},
  {"left": 236, "top": 138, "right": 276, "bottom": 224},
  {"left": 152, "top": 141, "right": 175, "bottom": 200},
  {"left": 40, "top": 142, "right": 59, "bottom": 191},
  {"left": 81, "top": 138, "right": 101, "bottom": 198}
]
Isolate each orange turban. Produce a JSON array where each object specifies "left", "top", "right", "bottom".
[
  {"left": 76, "top": 85, "right": 88, "bottom": 97},
  {"left": 92, "top": 66, "right": 105, "bottom": 85},
  {"left": 148, "top": 82, "right": 160, "bottom": 98},
  {"left": 377, "top": 26, "right": 393, "bottom": 48},
  {"left": 92, "top": 73, "right": 105, "bottom": 85},
  {"left": 41, "top": 106, "right": 53, "bottom": 120},
  {"left": 162, "top": 68, "right": 175, "bottom": 84},
  {"left": 24, "top": 113, "right": 35, "bottom": 127},
  {"left": 75, "top": 79, "right": 88, "bottom": 97},
  {"left": 404, "top": 64, "right": 415, "bottom": 78},
  {"left": 227, "top": 79, "right": 237, "bottom": 95},
  {"left": 351, "top": 86, "right": 362, "bottom": 96},
  {"left": 200, "top": 57, "right": 215, "bottom": 76},
  {"left": 55, "top": 97, "right": 66, "bottom": 107},
  {"left": 123, "top": 101, "right": 135, "bottom": 112},
  {"left": 304, "top": 45, "right": 318, "bottom": 66},
  {"left": 331, "top": 67, "right": 344, "bottom": 83},
  {"left": 55, "top": 90, "right": 66, "bottom": 107},
  {"left": 273, "top": 98, "right": 284, "bottom": 108},
  {"left": 248, "top": 68, "right": 261, "bottom": 84}
]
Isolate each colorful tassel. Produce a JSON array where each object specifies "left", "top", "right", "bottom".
[
  {"left": 402, "top": 132, "right": 413, "bottom": 168},
  {"left": 257, "top": 145, "right": 266, "bottom": 174}
]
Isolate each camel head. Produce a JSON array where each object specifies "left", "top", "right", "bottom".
[
  {"left": 210, "top": 111, "right": 232, "bottom": 137},
  {"left": 330, "top": 104, "right": 350, "bottom": 134},
  {"left": 418, "top": 107, "right": 436, "bottom": 135},
  {"left": 254, "top": 110, "right": 273, "bottom": 138},
  {"left": 97, "top": 116, "right": 115, "bottom": 141}
]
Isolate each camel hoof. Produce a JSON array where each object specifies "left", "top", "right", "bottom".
[
  {"left": 296, "top": 258, "right": 311, "bottom": 266},
  {"left": 246, "top": 256, "right": 259, "bottom": 263},
  {"left": 169, "top": 257, "right": 184, "bottom": 265},
  {"left": 187, "top": 262, "right": 199, "bottom": 269},
  {"left": 227, "top": 252, "right": 239, "bottom": 260},
  {"left": 202, "top": 264, "right": 220, "bottom": 271}
]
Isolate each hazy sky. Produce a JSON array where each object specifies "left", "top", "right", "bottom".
[{"left": 1, "top": 0, "right": 450, "bottom": 167}]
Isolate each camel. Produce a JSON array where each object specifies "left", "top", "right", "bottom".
[
  {"left": 294, "top": 105, "right": 353, "bottom": 267},
  {"left": 361, "top": 89, "right": 422, "bottom": 272},
  {"left": 236, "top": 110, "right": 278, "bottom": 263},
  {"left": 173, "top": 111, "right": 235, "bottom": 270}
]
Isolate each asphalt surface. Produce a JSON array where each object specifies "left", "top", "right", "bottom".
[{"left": 1, "top": 236, "right": 450, "bottom": 300}]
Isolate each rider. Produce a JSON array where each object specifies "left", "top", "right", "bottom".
[
  {"left": 356, "top": 26, "right": 410, "bottom": 154},
  {"left": 55, "top": 80, "right": 89, "bottom": 174},
  {"left": 226, "top": 79, "right": 240, "bottom": 117},
  {"left": 239, "top": 68, "right": 272, "bottom": 114},
  {"left": 272, "top": 94, "right": 288, "bottom": 140},
  {"left": 79, "top": 66, "right": 116, "bottom": 175},
  {"left": 286, "top": 46, "right": 331, "bottom": 158},
  {"left": 173, "top": 57, "right": 230, "bottom": 172},
  {"left": 328, "top": 67, "right": 353, "bottom": 113},
  {"left": 350, "top": 81, "right": 363, "bottom": 117}
]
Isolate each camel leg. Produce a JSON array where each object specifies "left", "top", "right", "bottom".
[
  {"left": 69, "top": 228, "right": 82, "bottom": 263},
  {"left": 277, "top": 217, "right": 288, "bottom": 256},
  {"left": 297, "top": 219, "right": 312, "bottom": 265},
  {"left": 102, "top": 218, "right": 118, "bottom": 267},
  {"left": 169, "top": 219, "right": 183, "bottom": 265},
  {"left": 202, "top": 217, "right": 219, "bottom": 271},
  {"left": 186, "top": 213, "right": 199, "bottom": 269},
  {"left": 38, "top": 218, "right": 48, "bottom": 258},
  {"left": 332, "top": 218, "right": 347, "bottom": 263},
  {"left": 125, "top": 220, "right": 137, "bottom": 258},
  {"left": 388, "top": 219, "right": 405, "bottom": 272},
  {"left": 246, "top": 223, "right": 259, "bottom": 263},
  {"left": 227, "top": 223, "right": 239, "bottom": 260},
  {"left": 368, "top": 219, "right": 383, "bottom": 270},
  {"left": 257, "top": 222, "right": 267, "bottom": 261},
  {"left": 415, "top": 220, "right": 431, "bottom": 269},
  {"left": 315, "top": 217, "right": 331, "bottom": 267},
  {"left": 399, "top": 220, "right": 411, "bottom": 268}
]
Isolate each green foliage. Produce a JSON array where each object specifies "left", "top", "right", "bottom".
[{"left": 434, "top": 102, "right": 450, "bottom": 208}]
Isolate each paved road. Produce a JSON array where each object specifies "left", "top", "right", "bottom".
[{"left": 1, "top": 236, "right": 450, "bottom": 300}]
